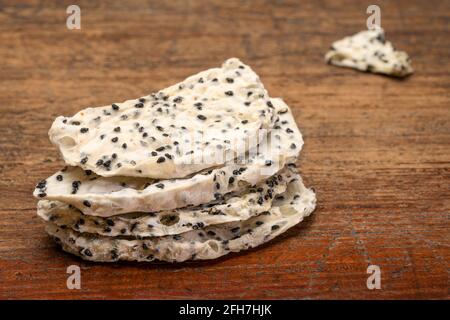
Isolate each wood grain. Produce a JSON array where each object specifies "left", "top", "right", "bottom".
[{"left": 0, "top": 0, "right": 449, "bottom": 299}]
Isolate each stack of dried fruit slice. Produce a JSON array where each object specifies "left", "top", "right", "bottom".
[{"left": 33, "top": 58, "right": 316, "bottom": 262}]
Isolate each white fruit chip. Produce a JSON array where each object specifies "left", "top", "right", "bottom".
[
  {"left": 49, "top": 58, "right": 275, "bottom": 179},
  {"left": 325, "top": 28, "right": 413, "bottom": 77},
  {"left": 45, "top": 177, "right": 316, "bottom": 263}
]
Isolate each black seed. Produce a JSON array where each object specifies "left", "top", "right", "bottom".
[
  {"left": 104, "top": 227, "right": 111, "bottom": 233},
  {"left": 111, "top": 137, "right": 118, "bottom": 143},
  {"left": 155, "top": 183, "right": 165, "bottom": 189},
  {"left": 228, "top": 177, "right": 235, "bottom": 185},
  {"left": 83, "top": 200, "right": 91, "bottom": 207},
  {"left": 114, "top": 127, "right": 121, "bottom": 132},
  {"left": 226, "top": 77, "right": 234, "bottom": 83},
  {"left": 106, "top": 219, "right": 115, "bottom": 226},
  {"left": 80, "top": 128, "right": 89, "bottom": 133},
  {"left": 156, "top": 146, "right": 165, "bottom": 152},
  {"left": 71, "top": 121, "right": 81, "bottom": 125},
  {"left": 36, "top": 180, "right": 47, "bottom": 189},
  {"left": 157, "top": 156, "right": 165, "bottom": 163},
  {"left": 225, "top": 91, "right": 234, "bottom": 96},
  {"left": 173, "top": 96, "right": 183, "bottom": 103},
  {"left": 255, "top": 221, "right": 264, "bottom": 226},
  {"left": 267, "top": 101, "right": 274, "bottom": 108},
  {"left": 271, "top": 225, "right": 280, "bottom": 231},
  {"left": 56, "top": 175, "right": 63, "bottom": 181},
  {"left": 80, "top": 157, "right": 88, "bottom": 164},
  {"left": 290, "top": 143, "right": 296, "bottom": 149},
  {"left": 84, "top": 249, "right": 92, "bottom": 257},
  {"left": 197, "top": 114, "right": 207, "bottom": 120},
  {"left": 72, "top": 181, "right": 81, "bottom": 188},
  {"left": 286, "top": 128, "right": 293, "bottom": 133},
  {"left": 194, "top": 222, "right": 205, "bottom": 229},
  {"left": 111, "top": 153, "right": 117, "bottom": 159},
  {"left": 151, "top": 151, "right": 157, "bottom": 156},
  {"left": 120, "top": 228, "right": 126, "bottom": 234},
  {"left": 231, "top": 227, "right": 240, "bottom": 233},
  {"left": 112, "top": 104, "right": 119, "bottom": 110},
  {"left": 38, "top": 193, "right": 47, "bottom": 198},
  {"left": 122, "top": 143, "right": 127, "bottom": 149},
  {"left": 165, "top": 153, "right": 172, "bottom": 159},
  {"left": 265, "top": 160, "right": 273, "bottom": 166},
  {"left": 376, "top": 33, "right": 385, "bottom": 44},
  {"left": 100, "top": 134, "right": 105, "bottom": 140},
  {"left": 241, "top": 120, "right": 248, "bottom": 124},
  {"left": 103, "top": 160, "right": 111, "bottom": 168},
  {"left": 134, "top": 102, "right": 144, "bottom": 108},
  {"left": 156, "top": 126, "right": 164, "bottom": 132}
]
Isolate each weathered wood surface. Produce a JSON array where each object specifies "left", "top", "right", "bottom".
[{"left": 0, "top": 0, "right": 449, "bottom": 299}]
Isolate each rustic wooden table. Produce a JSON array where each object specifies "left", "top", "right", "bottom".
[{"left": 0, "top": 0, "right": 449, "bottom": 299}]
